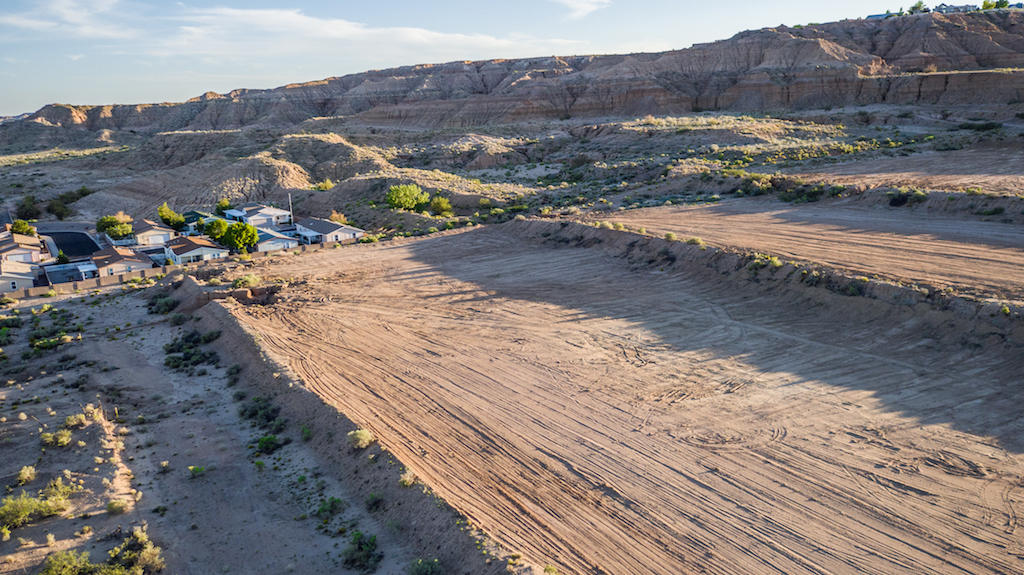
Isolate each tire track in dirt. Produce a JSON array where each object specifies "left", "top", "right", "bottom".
[{"left": 228, "top": 228, "right": 1024, "bottom": 574}]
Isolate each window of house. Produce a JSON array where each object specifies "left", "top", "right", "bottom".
[{"left": 10, "top": 281, "right": 16, "bottom": 290}]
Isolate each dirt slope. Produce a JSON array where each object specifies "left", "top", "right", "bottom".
[
  {"left": 610, "top": 199, "right": 1024, "bottom": 302},
  {"left": 221, "top": 227, "right": 1024, "bottom": 574}
]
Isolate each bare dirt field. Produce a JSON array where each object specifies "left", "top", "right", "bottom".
[
  {"left": 790, "top": 145, "right": 1024, "bottom": 196},
  {"left": 610, "top": 199, "right": 1024, "bottom": 301},
  {"left": 224, "top": 226, "right": 1024, "bottom": 575}
]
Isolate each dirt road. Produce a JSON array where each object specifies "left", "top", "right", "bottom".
[
  {"left": 610, "top": 200, "right": 1024, "bottom": 301},
  {"left": 226, "top": 228, "right": 1024, "bottom": 575}
]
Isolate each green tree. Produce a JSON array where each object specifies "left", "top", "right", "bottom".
[
  {"left": 982, "top": 0, "right": 997, "bottom": 8},
  {"left": 97, "top": 212, "right": 133, "bottom": 240},
  {"left": 204, "top": 218, "right": 228, "bottom": 240},
  {"left": 221, "top": 222, "right": 259, "bottom": 252},
  {"left": 10, "top": 219, "right": 36, "bottom": 236},
  {"left": 47, "top": 200, "right": 71, "bottom": 220},
  {"left": 428, "top": 196, "right": 453, "bottom": 217},
  {"left": 157, "top": 202, "right": 185, "bottom": 231},
  {"left": 55, "top": 250, "right": 69, "bottom": 265},
  {"left": 996, "top": 0, "right": 1009, "bottom": 7},
  {"left": 908, "top": 1, "right": 928, "bottom": 13},
  {"left": 16, "top": 195, "right": 40, "bottom": 220},
  {"left": 215, "top": 198, "right": 233, "bottom": 216},
  {"left": 385, "top": 184, "right": 429, "bottom": 210}
]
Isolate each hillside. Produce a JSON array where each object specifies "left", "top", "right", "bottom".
[{"left": 6, "top": 10, "right": 1024, "bottom": 136}]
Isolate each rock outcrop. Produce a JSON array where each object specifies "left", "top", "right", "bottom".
[{"left": 11, "top": 11, "right": 1024, "bottom": 134}]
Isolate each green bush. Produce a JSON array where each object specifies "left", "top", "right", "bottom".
[
  {"left": 97, "top": 213, "right": 134, "bottom": 240},
  {"left": 10, "top": 219, "right": 35, "bottom": 236},
  {"left": 106, "top": 500, "right": 128, "bottom": 515},
  {"left": 386, "top": 184, "right": 429, "bottom": 210},
  {"left": 41, "top": 429, "right": 73, "bottom": 447},
  {"left": 147, "top": 296, "right": 178, "bottom": 315},
  {"left": 16, "top": 195, "right": 40, "bottom": 220},
  {"left": 342, "top": 531, "right": 382, "bottom": 572},
  {"left": 256, "top": 434, "right": 289, "bottom": 454},
  {"left": 311, "top": 178, "right": 335, "bottom": 191},
  {"left": 157, "top": 202, "right": 185, "bottom": 231},
  {"left": 428, "top": 196, "right": 453, "bottom": 216},
  {"left": 16, "top": 466, "right": 36, "bottom": 486},
  {"left": 0, "top": 491, "right": 64, "bottom": 529},
  {"left": 48, "top": 200, "right": 72, "bottom": 220},
  {"left": 232, "top": 274, "right": 260, "bottom": 289}
]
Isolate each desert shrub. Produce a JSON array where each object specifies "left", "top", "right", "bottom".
[
  {"left": 311, "top": 178, "right": 335, "bottom": 191},
  {"left": 0, "top": 491, "right": 64, "bottom": 529},
  {"left": 163, "top": 330, "right": 221, "bottom": 373},
  {"left": 301, "top": 425, "right": 313, "bottom": 441},
  {"left": 169, "top": 313, "right": 188, "bottom": 326},
  {"left": 976, "top": 207, "right": 1005, "bottom": 216},
  {"left": 106, "top": 500, "right": 128, "bottom": 515},
  {"left": 347, "top": 429, "right": 374, "bottom": 449},
  {"left": 386, "top": 184, "right": 429, "bottom": 210},
  {"left": 409, "top": 558, "right": 443, "bottom": 575},
  {"left": 47, "top": 200, "right": 72, "bottom": 220},
  {"left": 42, "top": 478, "right": 80, "bottom": 501},
  {"left": 256, "top": 434, "right": 289, "bottom": 454},
  {"left": 16, "top": 195, "right": 40, "bottom": 220},
  {"left": 685, "top": 237, "right": 706, "bottom": 249},
  {"left": 597, "top": 221, "right": 613, "bottom": 229},
  {"left": 96, "top": 212, "right": 133, "bottom": 240},
  {"left": 664, "top": 232, "right": 677, "bottom": 241},
  {"left": 41, "top": 429, "right": 73, "bottom": 447},
  {"left": 41, "top": 526, "right": 164, "bottom": 575},
  {"left": 0, "top": 315, "right": 22, "bottom": 328},
  {"left": 343, "top": 531, "right": 382, "bottom": 572},
  {"left": 16, "top": 466, "right": 36, "bottom": 486},
  {"left": 240, "top": 397, "right": 285, "bottom": 433},
  {"left": 232, "top": 274, "right": 260, "bottom": 289},
  {"left": 747, "top": 253, "right": 782, "bottom": 272},
  {"left": 316, "top": 497, "right": 345, "bottom": 519},
  {"left": 429, "top": 196, "right": 453, "bottom": 217},
  {"left": 398, "top": 471, "right": 417, "bottom": 488},
  {"left": 358, "top": 235, "right": 380, "bottom": 244},
  {"left": 64, "top": 413, "right": 88, "bottom": 428},
  {"left": 887, "top": 187, "right": 929, "bottom": 207}
]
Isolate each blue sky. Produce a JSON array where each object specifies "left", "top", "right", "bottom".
[{"left": 0, "top": 0, "right": 902, "bottom": 116}]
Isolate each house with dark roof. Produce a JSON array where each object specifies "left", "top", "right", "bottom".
[
  {"left": 44, "top": 262, "right": 99, "bottom": 285},
  {"left": 294, "top": 218, "right": 365, "bottom": 245},
  {"left": 182, "top": 211, "right": 215, "bottom": 234},
  {"left": 163, "top": 236, "right": 229, "bottom": 265},
  {"left": 91, "top": 246, "right": 153, "bottom": 276}
]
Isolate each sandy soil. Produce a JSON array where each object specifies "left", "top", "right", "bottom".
[
  {"left": 224, "top": 227, "right": 1024, "bottom": 575},
  {"left": 790, "top": 145, "right": 1024, "bottom": 196},
  {"left": 610, "top": 199, "right": 1024, "bottom": 301}
]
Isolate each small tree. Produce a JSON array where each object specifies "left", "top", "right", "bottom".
[
  {"left": 204, "top": 218, "right": 228, "bottom": 240},
  {"left": 385, "top": 184, "right": 429, "bottom": 210},
  {"left": 221, "top": 222, "right": 259, "bottom": 252},
  {"left": 428, "top": 196, "right": 453, "bottom": 217},
  {"left": 908, "top": 1, "right": 928, "bottom": 13},
  {"left": 56, "top": 251, "right": 69, "bottom": 265},
  {"left": 157, "top": 202, "right": 185, "bottom": 231},
  {"left": 996, "top": 0, "right": 1009, "bottom": 7},
  {"left": 97, "top": 212, "right": 133, "bottom": 240},
  {"left": 10, "top": 219, "right": 36, "bottom": 236},
  {"left": 329, "top": 210, "right": 348, "bottom": 224},
  {"left": 215, "top": 198, "right": 233, "bottom": 216}
]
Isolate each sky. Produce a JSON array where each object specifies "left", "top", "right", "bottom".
[{"left": 0, "top": 0, "right": 905, "bottom": 116}]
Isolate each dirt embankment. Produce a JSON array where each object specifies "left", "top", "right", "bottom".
[{"left": 214, "top": 225, "right": 1024, "bottom": 575}]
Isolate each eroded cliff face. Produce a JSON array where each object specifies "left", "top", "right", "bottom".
[{"left": 12, "top": 11, "right": 1024, "bottom": 134}]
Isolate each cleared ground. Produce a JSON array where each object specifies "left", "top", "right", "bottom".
[
  {"left": 611, "top": 199, "right": 1024, "bottom": 301},
  {"left": 227, "top": 227, "right": 1024, "bottom": 575},
  {"left": 792, "top": 145, "right": 1024, "bottom": 196}
]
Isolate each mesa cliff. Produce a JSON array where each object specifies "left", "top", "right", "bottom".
[{"left": 11, "top": 10, "right": 1024, "bottom": 135}]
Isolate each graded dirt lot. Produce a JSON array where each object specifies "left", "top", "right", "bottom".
[
  {"left": 791, "top": 145, "right": 1024, "bottom": 196},
  {"left": 610, "top": 199, "right": 1024, "bottom": 301},
  {"left": 225, "top": 226, "right": 1024, "bottom": 575}
]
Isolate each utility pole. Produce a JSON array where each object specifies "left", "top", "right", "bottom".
[{"left": 288, "top": 193, "right": 294, "bottom": 225}]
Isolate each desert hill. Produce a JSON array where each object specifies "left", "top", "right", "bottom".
[{"left": 9, "top": 10, "right": 1024, "bottom": 135}]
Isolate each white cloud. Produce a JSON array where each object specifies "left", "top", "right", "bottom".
[
  {"left": 0, "top": 0, "right": 136, "bottom": 38},
  {"left": 150, "top": 7, "right": 580, "bottom": 64},
  {"left": 67, "top": 53, "right": 85, "bottom": 60},
  {"left": 550, "top": 0, "right": 612, "bottom": 19}
]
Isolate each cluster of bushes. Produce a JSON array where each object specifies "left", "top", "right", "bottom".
[
  {"left": 40, "top": 526, "right": 164, "bottom": 575},
  {"left": 957, "top": 121, "right": 1003, "bottom": 132},
  {"left": 47, "top": 186, "right": 95, "bottom": 220},
  {"left": 147, "top": 294, "right": 178, "bottom": 315},
  {"left": 239, "top": 396, "right": 286, "bottom": 434},
  {"left": 386, "top": 184, "right": 454, "bottom": 216},
  {"left": 163, "top": 330, "right": 221, "bottom": 373},
  {"left": 1, "top": 478, "right": 81, "bottom": 541},
  {"left": 97, "top": 212, "right": 133, "bottom": 240},
  {"left": 886, "top": 187, "right": 929, "bottom": 207},
  {"left": 342, "top": 530, "right": 382, "bottom": 572}
]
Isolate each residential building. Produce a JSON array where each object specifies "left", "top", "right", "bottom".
[
  {"left": 294, "top": 218, "right": 365, "bottom": 245},
  {"left": 183, "top": 211, "right": 215, "bottom": 235},
  {"left": 0, "top": 230, "right": 46, "bottom": 264},
  {"left": 44, "top": 262, "right": 99, "bottom": 285},
  {"left": 0, "top": 260, "right": 37, "bottom": 292},
  {"left": 132, "top": 219, "right": 177, "bottom": 246},
  {"left": 91, "top": 246, "right": 154, "bottom": 276},
  {"left": 164, "top": 236, "right": 229, "bottom": 265},
  {"left": 255, "top": 228, "right": 300, "bottom": 253},
  {"left": 934, "top": 4, "right": 980, "bottom": 13},
  {"left": 224, "top": 203, "right": 292, "bottom": 228}
]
